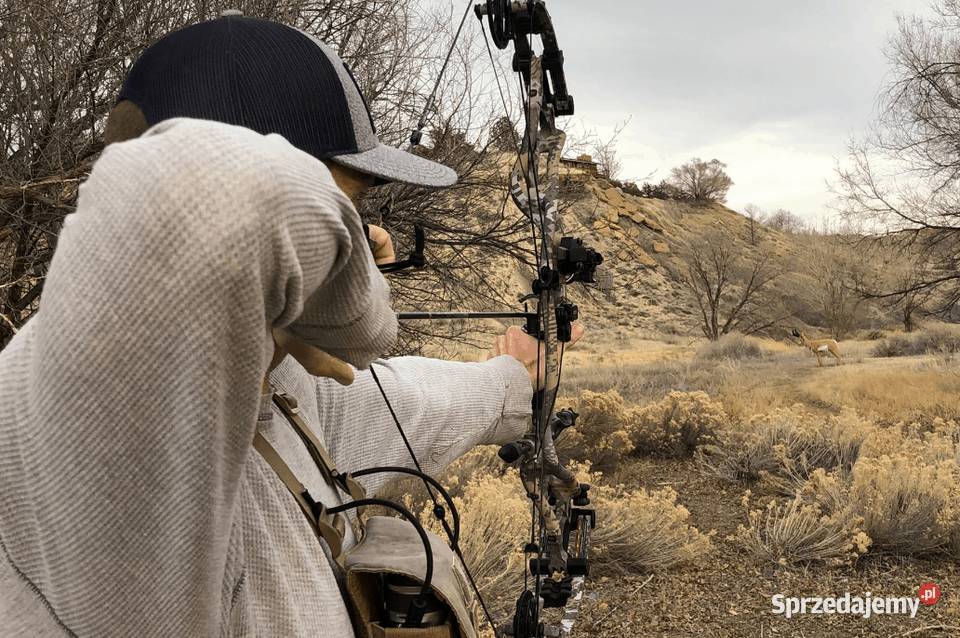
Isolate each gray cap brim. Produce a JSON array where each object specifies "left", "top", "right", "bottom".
[{"left": 330, "top": 143, "right": 457, "bottom": 188}]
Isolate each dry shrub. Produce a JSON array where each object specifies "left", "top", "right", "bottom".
[
  {"left": 697, "top": 407, "right": 869, "bottom": 494},
  {"left": 733, "top": 491, "right": 870, "bottom": 566},
  {"left": 417, "top": 469, "right": 528, "bottom": 618},
  {"left": 872, "top": 325, "right": 960, "bottom": 358},
  {"left": 758, "top": 448, "right": 960, "bottom": 561},
  {"left": 628, "top": 391, "right": 726, "bottom": 457},
  {"left": 436, "top": 445, "right": 506, "bottom": 497},
  {"left": 914, "top": 418, "right": 960, "bottom": 463},
  {"left": 861, "top": 418, "right": 960, "bottom": 462},
  {"left": 557, "top": 390, "right": 634, "bottom": 472},
  {"left": 409, "top": 456, "right": 713, "bottom": 614},
  {"left": 840, "top": 455, "right": 960, "bottom": 556},
  {"left": 591, "top": 482, "right": 712, "bottom": 572},
  {"left": 695, "top": 333, "right": 764, "bottom": 361}
]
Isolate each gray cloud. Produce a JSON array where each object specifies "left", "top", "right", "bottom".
[
  {"left": 425, "top": 0, "right": 930, "bottom": 219},
  {"left": 542, "top": 0, "right": 928, "bottom": 219}
]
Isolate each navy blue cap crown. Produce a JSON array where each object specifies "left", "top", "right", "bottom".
[{"left": 119, "top": 16, "right": 369, "bottom": 160}]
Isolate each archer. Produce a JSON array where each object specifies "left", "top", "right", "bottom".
[{"left": 0, "top": 13, "right": 584, "bottom": 638}]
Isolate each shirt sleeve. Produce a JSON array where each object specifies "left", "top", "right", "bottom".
[
  {"left": 316, "top": 354, "right": 533, "bottom": 496},
  {"left": 0, "top": 118, "right": 394, "bottom": 636}
]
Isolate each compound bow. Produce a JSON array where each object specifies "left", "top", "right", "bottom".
[{"left": 372, "top": 2, "right": 604, "bottom": 636}]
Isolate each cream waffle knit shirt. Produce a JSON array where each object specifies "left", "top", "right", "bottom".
[{"left": 0, "top": 119, "right": 533, "bottom": 637}]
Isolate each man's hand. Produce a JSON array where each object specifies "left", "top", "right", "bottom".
[
  {"left": 366, "top": 224, "right": 395, "bottom": 265},
  {"left": 268, "top": 328, "right": 355, "bottom": 386},
  {"left": 264, "top": 224, "right": 396, "bottom": 389},
  {"left": 488, "top": 323, "right": 585, "bottom": 390}
]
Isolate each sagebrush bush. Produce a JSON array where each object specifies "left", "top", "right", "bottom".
[
  {"left": 695, "top": 333, "right": 764, "bottom": 361},
  {"left": 557, "top": 389, "right": 634, "bottom": 472},
  {"left": 416, "top": 469, "right": 528, "bottom": 618},
  {"left": 697, "top": 407, "right": 869, "bottom": 494},
  {"left": 841, "top": 454, "right": 960, "bottom": 556},
  {"left": 733, "top": 491, "right": 870, "bottom": 566},
  {"left": 375, "top": 446, "right": 507, "bottom": 517},
  {"left": 786, "top": 451, "right": 960, "bottom": 560},
  {"left": 435, "top": 445, "right": 506, "bottom": 497},
  {"left": 628, "top": 391, "right": 726, "bottom": 457},
  {"left": 591, "top": 483, "right": 712, "bottom": 572},
  {"left": 872, "top": 325, "right": 960, "bottom": 358},
  {"left": 860, "top": 417, "right": 960, "bottom": 463},
  {"left": 412, "top": 456, "right": 713, "bottom": 613}
]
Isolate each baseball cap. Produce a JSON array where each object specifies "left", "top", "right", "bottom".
[{"left": 117, "top": 12, "right": 457, "bottom": 188}]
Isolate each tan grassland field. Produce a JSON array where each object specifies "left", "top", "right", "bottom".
[
  {"left": 406, "top": 327, "right": 960, "bottom": 637},
  {"left": 560, "top": 330, "right": 960, "bottom": 637}
]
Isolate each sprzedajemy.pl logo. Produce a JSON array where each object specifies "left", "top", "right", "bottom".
[{"left": 772, "top": 584, "right": 941, "bottom": 620}]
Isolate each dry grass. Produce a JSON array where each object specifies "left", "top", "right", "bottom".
[
  {"left": 409, "top": 323, "right": 960, "bottom": 629},
  {"left": 561, "top": 358, "right": 727, "bottom": 407},
  {"left": 694, "top": 333, "right": 764, "bottom": 361},
  {"left": 564, "top": 330, "right": 960, "bottom": 424},
  {"left": 872, "top": 324, "right": 960, "bottom": 358},
  {"left": 798, "top": 364, "right": 960, "bottom": 423}
]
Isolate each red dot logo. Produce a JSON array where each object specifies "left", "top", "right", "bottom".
[{"left": 918, "top": 582, "right": 941, "bottom": 606}]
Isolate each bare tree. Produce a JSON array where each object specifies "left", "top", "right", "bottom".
[
  {"left": 835, "top": 0, "right": 960, "bottom": 316},
  {"left": 887, "top": 261, "right": 935, "bottom": 332},
  {"left": 766, "top": 208, "right": 806, "bottom": 233},
  {"left": 0, "top": 0, "right": 446, "bottom": 347},
  {"left": 351, "top": 18, "right": 541, "bottom": 355},
  {"left": 0, "top": 0, "right": 538, "bottom": 351},
  {"left": 668, "top": 158, "right": 733, "bottom": 203},
  {"left": 798, "top": 240, "right": 866, "bottom": 340},
  {"left": 743, "top": 204, "right": 766, "bottom": 245},
  {"left": 678, "top": 232, "right": 783, "bottom": 340},
  {"left": 854, "top": 253, "right": 935, "bottom": 332}
]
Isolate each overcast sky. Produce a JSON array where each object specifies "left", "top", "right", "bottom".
[{"left": 464, "top": 0, "right": 933, "bottom": 223}]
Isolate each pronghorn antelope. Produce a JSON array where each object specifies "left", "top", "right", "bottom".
[{"left": 791, "top": 329, "right": 843, "bottom": 366}]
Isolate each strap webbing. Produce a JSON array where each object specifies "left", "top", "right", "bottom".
[
  {"left": 252, "top": 430, "right": 346, "bottom": 559},
  {"left": 272, "top": 392, "right": 367, "bottom": 502}
]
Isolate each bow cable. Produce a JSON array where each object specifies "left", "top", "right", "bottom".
[{"left": 368, "top": 365, "right": 502, "bottom": 635}]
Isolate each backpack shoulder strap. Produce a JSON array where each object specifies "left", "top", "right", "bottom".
[
  {"left": 252, "top": 429, "right": 347, "bottom": 559},
  {"left": 272, "top": 391, "right": 367, "bottom": 502}
]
